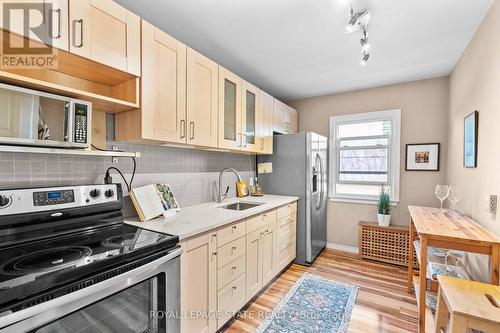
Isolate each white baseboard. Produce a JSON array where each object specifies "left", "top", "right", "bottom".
[{"left": 326, "top": 242, "right": 359, "bottom": 254}]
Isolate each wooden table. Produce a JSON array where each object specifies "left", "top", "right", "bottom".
[
  {"left": 407, "top": 206, "right": 500, "bottom": 333},
  {"left": 435, "top": 275, "right": 500, "bottom": 333}
]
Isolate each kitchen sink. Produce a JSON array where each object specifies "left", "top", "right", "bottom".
[{"left": 220, "top": 202, "right": 263, "bottom": 211}]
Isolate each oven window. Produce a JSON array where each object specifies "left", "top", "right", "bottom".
[{"left": 31, "top": 275, "right": 165, "bottom": 333}]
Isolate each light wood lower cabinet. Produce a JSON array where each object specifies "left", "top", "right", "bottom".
[
  {"left": 262, "top": 221, "right": 277, "bottom": 286},
  {"left": 181, "top": 203, "right": 297, "bottom": 333},
  {"left": 217, "top": 273, "right": 246, "bottom": 329},
  {"left": 180, "top": 231, "right": 217, "bottom": 333},
  {"left": 246, "top": 227, "right": 264, "bottom": 301}
]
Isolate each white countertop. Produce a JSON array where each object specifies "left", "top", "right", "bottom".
[{"left": 124, "top": 195, "right": 298, "bottom": 241}]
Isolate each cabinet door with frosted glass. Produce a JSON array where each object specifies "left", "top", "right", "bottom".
[
  {"left": 241, "top": 80, "right": 260, "bottom": 153},
  {"left": 218, "top": 67, "right": 242, "bottom": 150}
]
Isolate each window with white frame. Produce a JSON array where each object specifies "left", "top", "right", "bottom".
[{"left": 329, "top": 109, "right": 401, "bottom": 203}]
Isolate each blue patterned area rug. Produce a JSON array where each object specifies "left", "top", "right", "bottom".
[{"left": 256, "top": 273, "right": 358, "bottom": 333}]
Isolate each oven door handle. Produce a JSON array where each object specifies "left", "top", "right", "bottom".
[{"left": 0, "top": 247, "right": 182, "bottom": 332}]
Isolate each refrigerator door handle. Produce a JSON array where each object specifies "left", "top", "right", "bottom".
[{"left": 315, "top": 153, "right": 324, "bottom": 210}]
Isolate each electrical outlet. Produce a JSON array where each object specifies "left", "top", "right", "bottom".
[{"left": 489, "top": 195, "right": 498, "bottom": 214}]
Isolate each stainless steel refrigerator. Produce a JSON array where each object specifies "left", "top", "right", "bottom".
[{"left": 258, "top": 132, "right": 327, "bottom": 265}]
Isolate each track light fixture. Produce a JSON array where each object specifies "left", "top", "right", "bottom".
[{"left": 344, "top": 5, "right": 372, "bottom": 66}]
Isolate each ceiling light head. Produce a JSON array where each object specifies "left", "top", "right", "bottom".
[
  {"left": 360, "top": 38, "right": 370, "bottom": 51},
  {"left": 360, "top": 27, "right": 370, "bottom": 51},
  {"left": 360, "top": 52, "right": 370, "bottom": 66},
  {"left": 345, "top": 6, "right": 371, "bottom": 34}
]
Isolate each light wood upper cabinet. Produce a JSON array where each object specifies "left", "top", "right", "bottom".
[
  {"left": 187, "top": 48, "right": 218, "bottom": 148},
  {"left": 181, "top": 231, "right": 217, "bottom": 333},
  {"left": 273, "top": 99, "right": 298, "bottom": 134},
  {"left": 69, "top": 0, "right": 140, "bottom": 76},
  {"left": 289, "top": 107, "right": 299, "bottom": 133},
  {"left": 141, "top": 20, "right": 186, "bottom": 143},
  {"left": 0, "top": 0, "right": 69, "bottom": 51},
  {"left": 273, "top": 99, "right": 287, "bottom": 134},
  {"left": 115, "top": 20, "right": 186, "bottom": 143},
  {"left": 218, "top": 66, "right": 242, "bottom": 150},
  {"left": 258, "top": 92, "right": 274, "bottom": 154},
  {"left": 241, "top": 80, "right": 261, "bottom": 152}
]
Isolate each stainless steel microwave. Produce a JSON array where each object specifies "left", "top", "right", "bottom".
[{"left": 0, "top": 83, "right": 91, "bottom": 149}]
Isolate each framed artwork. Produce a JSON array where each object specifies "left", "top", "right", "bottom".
[
  {"left": 405, "top": 143, "right": 440, "bottom": 171},
  {"left": 464, "top": 111, "right": 479, "bottom": 168}
]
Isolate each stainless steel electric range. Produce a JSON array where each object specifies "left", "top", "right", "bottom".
[{"left": 0, "top": 184, "right": 180, "bottom": 333}]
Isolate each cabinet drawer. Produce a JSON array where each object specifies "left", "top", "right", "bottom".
[
  {"left": 278, "top": 213, "right": 296, "bottom": 228},
  {"left": 217, "top": 220, "right": 246, "bottom": 247},
  {"left": 246, "top": 209, "right": 277, "bottom": 233},
  {"left": 277, "top": 202, "right": 297, "bottom": 220},
  {"left": 278, "top": 241, "right": 296, "bottom": 270},
  {"left": 218, "top": 236, "right": 246, "bottom": 269},
  {"left": 278, "top": 234, "right": 296, "bottom": 253},
  {"left": 217, "top": 273, "right": 246, "bottom": 329},
  {"left": 278, "top": 219, "right": 296, "bottom": 243},
  {"left": 217, "top": 255, "right": 246, "bottom": 290}
]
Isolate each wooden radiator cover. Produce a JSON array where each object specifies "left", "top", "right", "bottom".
[{"left": 359, "top": 221, "right": 419, "bottom": 268}]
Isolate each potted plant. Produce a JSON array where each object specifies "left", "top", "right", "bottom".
[{"left": 377, "top": 188, "right": 391, "bottom": 227}]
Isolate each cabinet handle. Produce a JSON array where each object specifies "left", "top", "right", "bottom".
[
  {"left": 189, "top": 122, "right": 195, "bottom": 140},
  {"left": 242, "top": 134, "right": 247, "bottom": 147},
  {"left": 232, "top": 246, "right": 237, "bottom": 250},
  {"left": 260, "top": 138, "right": 264, "bottom": 150},
  {"left": 73, "top": 19, "right": 84, "bottom": 48},
  {"left": 232, "top": 266, "right": 237, "bottom": 270},
  {"left": 232, "top": 225, "right": 237, "bottom": 230},
  {"left": 232, "top": 286, "right": 237, "bottom": 290},
  {"left": 238, "top": 133, "right": 242, "bottom": 147},
  {"left": 212, "top": 251, "right": 217, "bottom": 256},
  {"left": 50, "top": 9, "right": 62, "bottom": 39},
  {"left": 180, "top": 120, "right": 186, "bottom": 139}
]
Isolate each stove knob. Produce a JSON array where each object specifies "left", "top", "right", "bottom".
[
  {"left": 0, "top": 195, "right": 11, "bottom": 207},
  {"left": 89, "top": 189, "right": 101, "bottom": 199},
  {"left": 105, "top": 189, "right": 114, "bottom": 198}
]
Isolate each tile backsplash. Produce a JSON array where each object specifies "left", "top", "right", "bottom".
[{"left": 0, "top": 142, "right": 256, "bottom": 210}]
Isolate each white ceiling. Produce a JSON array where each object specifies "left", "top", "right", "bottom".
[{"left": 115, "top": 0, "right": 493, "bottom": 101}]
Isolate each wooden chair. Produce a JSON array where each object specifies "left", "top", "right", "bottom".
[{"left": 435, "top": 275, "right": 500, "bottom": 333}]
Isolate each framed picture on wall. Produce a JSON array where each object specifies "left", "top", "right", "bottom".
[
  {"left": 464, "top": 111, "right": 479, "bottom": 168},
  {"left": 405, "top": 143, "right": 440, "bottom": 171}
]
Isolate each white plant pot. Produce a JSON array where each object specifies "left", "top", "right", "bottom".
[{"left": 377, "top": 213, "right": 391, "bottom": 227}]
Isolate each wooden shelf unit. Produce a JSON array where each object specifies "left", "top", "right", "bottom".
[
  {"left": 0, "top": 145, "right": 140, "bottom": 158},
  {"left": 0, "top": 30, "right": 139, "bottom": 113}
]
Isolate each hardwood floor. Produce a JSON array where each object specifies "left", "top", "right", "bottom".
[{"left": 223, "top": 249, "right": 418, "bottom": 333}]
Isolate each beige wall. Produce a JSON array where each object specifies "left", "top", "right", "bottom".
[
  {"left": 447, "top": 0, "right": 500, "bottom": 233},
  {"left": 288, "top": 77, "right": 449, "bottom": 248},
  {"left": 446, "top": 0, "right": 499, "bottom": 281}
]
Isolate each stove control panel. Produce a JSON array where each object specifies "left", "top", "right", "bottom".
[
  {"left": 0, "top": 184, "right": 120, "bottom": 216},
  {"left": 33, "top": 189, "right": 75, "bottom": 206}
]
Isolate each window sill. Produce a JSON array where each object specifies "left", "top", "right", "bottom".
[{"left": 329, "top": 196, "right": 399, "bottom": 206}]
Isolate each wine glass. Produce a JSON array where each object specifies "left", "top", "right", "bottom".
[
  {"left": 435, "top": 185, "right": 450, "bottom": 209},
  {"left": 448, "top": 186, "right": 462, "bottom": 215}
]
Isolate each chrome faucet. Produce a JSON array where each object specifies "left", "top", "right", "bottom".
[{"left": 217, "top": 168, "right": 243, "bottom": 203}]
